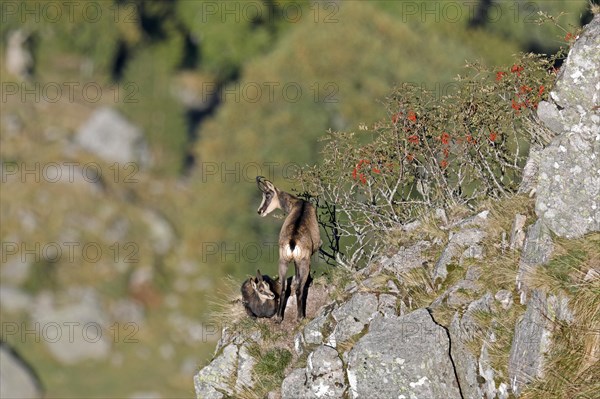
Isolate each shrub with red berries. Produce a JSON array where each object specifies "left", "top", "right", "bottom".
[{"left": 300, "top": 51, "right": 563, "bottom": 269}]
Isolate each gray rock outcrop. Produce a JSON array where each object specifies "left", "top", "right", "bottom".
[
  {"left": 31, "top": 288, "right": 111, "bottom": 365},
  {"left": 282, "top": 345, "right": 346, "bottom": 399},
  {"left": 328, "top": 292, "right": 378, "bottom": 346},
  {"left": 535, "top": 14, "right": 600, "bottom": 239},
  {"left": 193, "top": 344, "right": 238, "bottom": 399},
  {"left": 448, "top": 294, "right": 493, "bottom": 399},
  {"left": 433, "top": 227, "right": 487, "bottom": 283},
  {"left": 508, "top": 289, "right": 552, "bottom": 397},
  {"left": 76, "top": 107, "right": 151, "bottom": 167},
  {"left": 346, "top": 309, "right": 461, "bottom": 399},
  {"left": 516, "top": 219, "right": 554, "bottom": 304},
  {"left": 5, "top": 29, "right": 33, "bottom": 81}
]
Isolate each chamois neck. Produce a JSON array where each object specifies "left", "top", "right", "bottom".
[{"left": 278, "top": 190, "right": 300, "bottom": 214}]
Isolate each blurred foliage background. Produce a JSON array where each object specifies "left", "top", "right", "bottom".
[{"left": 0, "top": 0, "right": 593, "bottom": 397}]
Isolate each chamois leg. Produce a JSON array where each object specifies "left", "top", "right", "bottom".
[
  {"left": 295, "top": 257, "right": 310, "bottom": 320},
  {"left": 277, "top": 258, "right": 289, "bottom": 322}
]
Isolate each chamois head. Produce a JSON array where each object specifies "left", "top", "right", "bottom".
[
  {"left": 252, "top": 269, "right": 276, "bottom": 300},
  {"left": 256, "top": 176, "right": 281, "bottom": 217}
]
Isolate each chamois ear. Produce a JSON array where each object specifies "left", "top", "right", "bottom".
[
  {"left": 256, "top": 176, "right": 275, "bottom": 193},
  {"left": 251, "top": 279, "right": 257, "bottom": 290},
  {"left": 256, "top": 269, "right": 263, "bottom": 282}
]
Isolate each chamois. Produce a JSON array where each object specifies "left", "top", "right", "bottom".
[
  {"left": 256, "top": 176, "right": 320, "bottom": 321},
  {"left": 241, "top": 270, "right": 278, "bottom": 318}
]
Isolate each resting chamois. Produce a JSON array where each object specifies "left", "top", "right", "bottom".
[
  {"left": 256, "top": 176, "right": 320, "bottom": 321},
  {"left": 241, "top": 270, "right": 278, "bottom": 318}
]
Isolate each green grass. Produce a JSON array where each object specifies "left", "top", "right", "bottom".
[{"left": 250, "top": 347, "right": 293, "bottom": 396}]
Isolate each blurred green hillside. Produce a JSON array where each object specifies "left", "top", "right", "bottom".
[{"left": 0, "top": 1, "right": 591, "bottom": 398}]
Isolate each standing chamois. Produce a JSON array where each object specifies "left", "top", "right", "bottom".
[{"left": 256, "top": 176, "right": 320, "bottom": 321}]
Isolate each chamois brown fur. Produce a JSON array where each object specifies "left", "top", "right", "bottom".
[
  {"left": 256, "top": 176, "right": 320, "bottom": 321},
  {"left": 240, "top": 270, "right": 278, "bottom": 318}
]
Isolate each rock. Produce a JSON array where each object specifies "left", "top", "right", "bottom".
[
  {"left": 109, "top": 298, "right": 145, "bottom": 326},
  {"left": 306, "top": 345, "right": 346, "bottom": 398},
  {"left": 194, "top": 344, "right": 238, "bottom": 399},
  {"left": 0, "top": 342, "right": 43, "bottom": 399},
  {"left": 449, "top": 312, "right": 483, "bottom": 399},
  {"left": 460, "top": 244, "right": 484, "bottom": 265},
  {"left": 435, "top": 208, "right": 449, "bottom": 225},
  {"left": 5, "top": 29, "right": 33, "bottom": 80},
  {"left": 33, "top": 288, "right": 111, "bottom": 365},
  {"left": 516, "top": 220, "right": 554, "bottom": 304},
  {"left": 266, "top": 391, "right": 282, "bottom": 399},
  {"left": 104, "top": 217, "right": 131, "bottom": 246},
  {"left": 461, "top": 293, "right": 493, "bottom": 340},
  {"left": 386, "top": 279, "right": 399, "bottom": 294},
  {"left": 447, "top": 293, "right": 493, "bottom": 399},
  {"left": 433, "top": 228, "right": 486, "bottom": 283},
  {"left": 535, "top": 133, "right": 600, "bottom": 238},
  {"left": 75, "top": 107, "right": 151, "bottom": 167},
  {"left": 380, "top": 241, "right": 430, "bottom": 277},
  {"left": 281, "top": 369, "right": 308, "bottom": 399},
  {"left": 451, "top": 228, "right": 487, "bottom": 247},
  {"left": 294, "top": 332, "right": 305, "bottom": 355},
  {"left": 281, "top": 345, "right": 346, "bottom": 399},
  {"left": 508, "top": 289, "right": 552, "bottom": 396},
  {"left": 329, "top": 293, "right": 378, "bottom": 346},
  {"left": 235, "top": 345, "right": 256, "bottom": 392},
  {"left": 534, "top": 15, "right": 600, "bottom": 239},
  {"left": 448, "top": 210, "right": 490, "bottom": 229},
  {"left": 377, "top": 293, "right": 397, "bottom": 317},
  {"left": 0, "top": 285, "right": 31, "bottom": 313},
  {"left": 497, "top": 383, "right": 510, "bottom": 399},
  {"left": 0, "top": 114, "right": 23, "bottom": 137},
  {"left": 495, "top": 290, "right": 513, "bottom": 310},
  {"left": 141, "top": 209, "right": 176, "bottom": 256},
  {"left": 478, "top": 342, "right": 498, "bottom": 399},
  {"left": 433, "top": 245, "right": 459, "bottom": 283},
  {"left": 547, "top": 293, "right": 574, "bottom": 324},
  {"left": 519, "top": 145, "right": 542, "bottom": 195},
  {"left": 509, "top": 214, "right": 527, "bottom": 250},
  {"left": 520, "top": 220, "right": 554, "bottom": 266},
  {"left": 465, "top": 265, "right": 482, "bottom": 281},
  {"left": 430, "top": 274, "right": 482, "bottom": 309},
  {"left": 584, "top": 267, "right": 599, "bottom": 281},
  {"left": 346, "top": 308, "right": 461, "bottom": 399},
  {"left": 0, "top": 258, "right": 32, "bottom": 286},
  {"left": 303, "top": 310, "right": 330, "bottom": 345},
  {"left": 537, "top": 15, "right": 600, "bottom": 136}
]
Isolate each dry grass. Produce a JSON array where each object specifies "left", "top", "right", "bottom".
[
  {"left": 520, "top": 233, "right": 600, "bottom": 399},
  {"left": 336, "top": 322, "right": 372, "bottom": 355},
  {"left": 386, "top": 209, "right": 447, "bottom": 248},
  {"left": 207, "top": 275, "right": 248, "bottom": 331}
]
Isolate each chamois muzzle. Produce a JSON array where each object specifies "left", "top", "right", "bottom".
[{"left": 256, "top": 176, "right": 272, "bottom": 216}]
